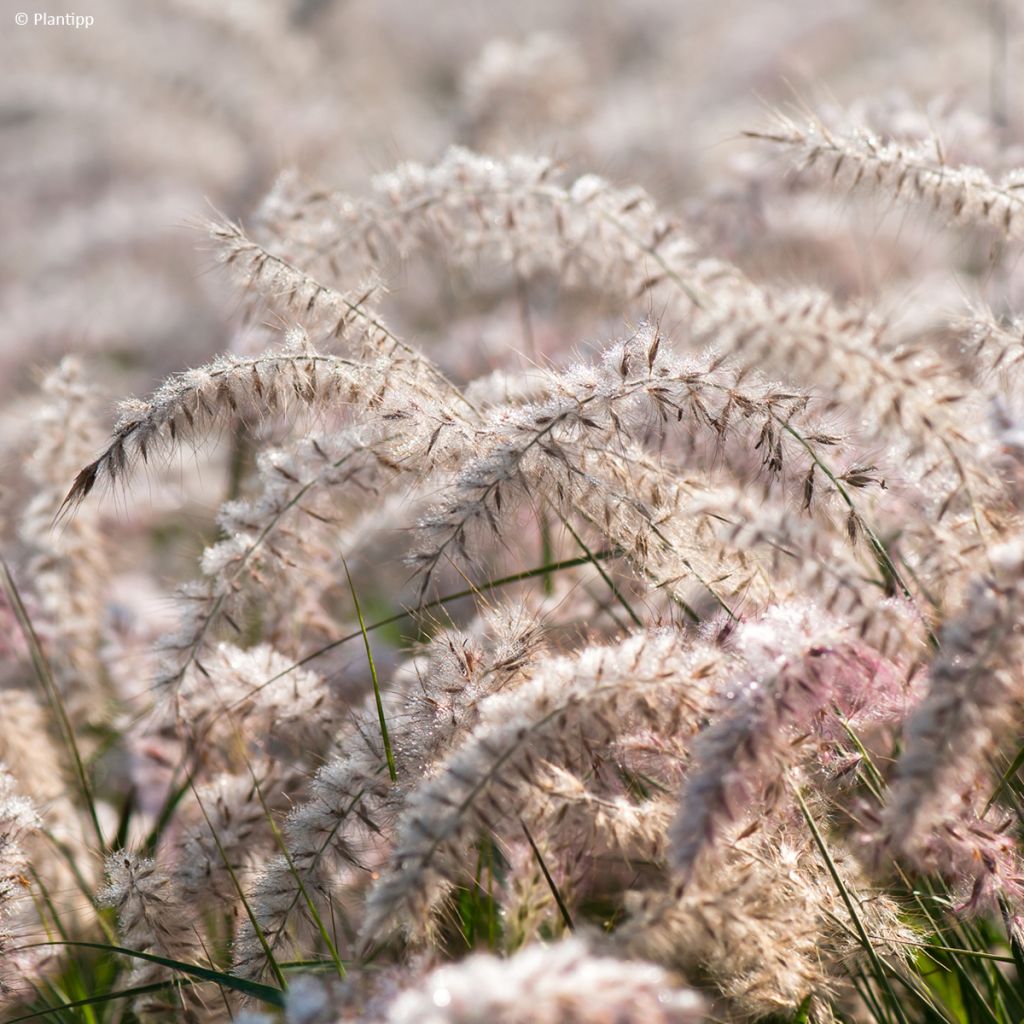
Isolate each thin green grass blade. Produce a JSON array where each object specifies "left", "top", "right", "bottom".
[
  {"left": 521, "top": 818, "right": 573, "bottom": 932},
  {"left": 112, "top": 786, "right": 135, "bottom": 854},
  {"left": 853, "top": 970, "right": 896, "bottom": 1024},
  {"left": 999, "top": 896, "right": 1024, "bottom": 990},
  {"left": 343, "top": 556, "right": 397, "bottom": 782},
  {"left": 539, "top": 514, "right": 555, "bottom": 596},
  {"left": 985, "top": 743, "right": 1024, "bottom": 814},
  {"left": 234, "top": 551, "right": 617, "bottom": 705},
  {"left": 190, "top": 781, "right": 288, "bottom": 989},
  {"left": 248, "top": 767, "right": 347, "bottom": 979},
  {"left": 916, "top": 901, "right": 987, "bottom": 1021},
  {"left": 2, "top": 559, "right": 105, "bottom": 852},
  {"left": 560, "top": 518, "right": 643, "bottom": 627},
  {"left": 792, "top": 782, "right": 913, "bottom": 1024},
  {"left": 7, "top": 980, "right": 179, "bottom": 1023},
  {"left": 906, "top": 869, "right": 1024, "bottom": 1020},
  {"left": 141, "top": 764, "right": 196, "bottom": 854},
  {"left": 15, "top": 941, "right": 285, "bottom": 1005},
  {"left": 38, "top": 829, "right": 118, "bottom": 945},
  {"left": 249, "top": 774, "right": 380, "bottom": 970}
]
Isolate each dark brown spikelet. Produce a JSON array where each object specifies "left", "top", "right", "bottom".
[{"left": 57, "top": 458, "right": 102, "bottom": 521}]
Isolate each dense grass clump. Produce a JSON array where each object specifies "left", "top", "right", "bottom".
[{"left": 5, "top": 4, "right": 1024, "bottom": 1022}]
